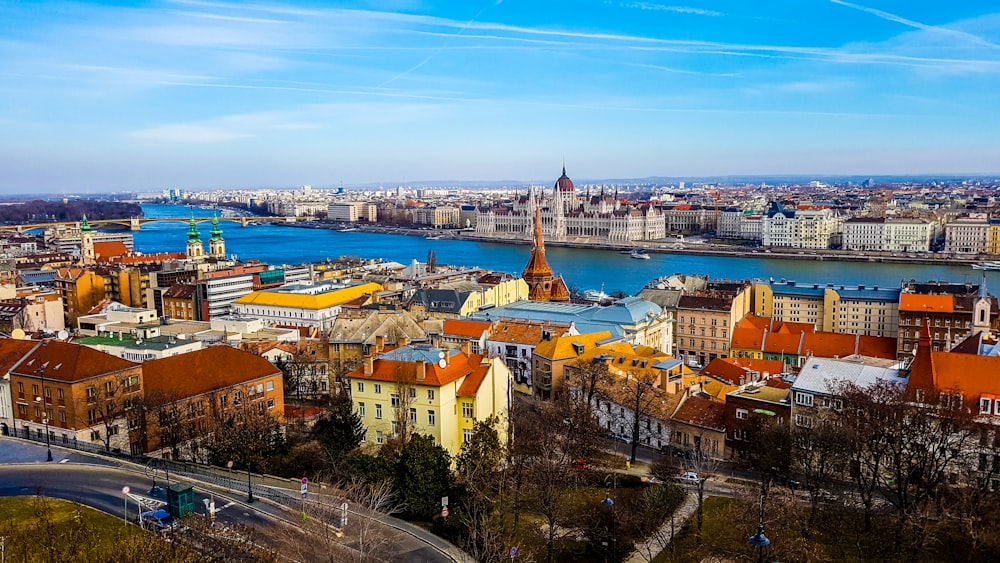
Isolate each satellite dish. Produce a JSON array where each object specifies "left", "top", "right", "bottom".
[
  {"left": 438, "top": 351, "right": 446, "bottom": 359},
  {"left": 57, "top": 330, "right": 69, "bottom": 341},
  {"left": 11, "top": 328, "right": 25, "bottom": 340},
  {"left": 438, "top": 358, "right": 448, "bottom": 369}
]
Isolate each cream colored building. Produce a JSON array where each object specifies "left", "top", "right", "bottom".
[
  {"left": 345, "top": 344, "right": 510, "bottom": 457},
  {"left": 762, "top": 204, "right": 841, "bottom": 249},
  {"left": 412, "top": 206, "right": 460, "bottom": 228},
  {"left": 945, "top": 214, "right": 990, "bottom": 254}
]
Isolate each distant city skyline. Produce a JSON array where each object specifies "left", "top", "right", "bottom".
[{"left": 2, "top": 1, "right": 999, "bottom": 193}]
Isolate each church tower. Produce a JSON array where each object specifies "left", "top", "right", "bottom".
[
  {"left": 973, "top": 274, "right": 992, "bottom": 336},
  {"left": 208, "top": 213, "right": 226, "bottom": 259},
  {"left": 521, "top": 205, "right": 570, "bottom": 302},
  {"left": 79, "top": 215, "right": 95, "bottom": 266},
  {"left": 185, "top": 213, "right": 205, "bottom": 261}
]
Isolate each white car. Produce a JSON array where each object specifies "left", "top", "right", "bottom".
[{"left": 672, "top": 471, "right": 700, "bottom": 485}]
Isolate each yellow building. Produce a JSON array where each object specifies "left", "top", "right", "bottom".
[
  {"left": 989, "top": 221, "right": 1000, "bottom": 255},
  {"left": 53, "top": 267, "right": 106, "bottom": 321},
  {"left": 345, "top": 344, "right": 510, "bottom": 456},
  {"left": 232, "top": 281, "right": 382, "bottom": 331}
]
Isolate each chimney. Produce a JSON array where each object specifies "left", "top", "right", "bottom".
[
  {"left": 376, "top": 334, "right": 385, "bottom": 353},
  {"left": 397, "top": 336, "right": 407, "bottom": 349},
  {"left": 416, "top": 361, "right": 426, "bottom": 381},
  {"left": 363, "top": 356, "right": 373, "bottom": 377},
  {"left": 460, "top": 341, "right": 471, "bottom": 357}
]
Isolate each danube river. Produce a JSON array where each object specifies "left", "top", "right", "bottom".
[{"left": 132, "top": 204, "right": 996, "bottom": 296}]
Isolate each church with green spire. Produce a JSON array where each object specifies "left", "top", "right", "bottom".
[
  {"left": 208, "top": 213, "right": 226, "bottom": 259},
  {"left": 186, "top": 213, "right": 205, "bottom": 260},
  {"left": 79, "top": 214, "right": 95, "bottom": 265}
]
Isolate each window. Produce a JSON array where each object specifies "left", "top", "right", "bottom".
[
  {"left": 375, "top": 404, "right": 382, "bottom": 419},
  {"left": 794, "top": 392, "right": 814, "bottom": 406},
  {"left": 462, "top": 402, "right": 474, "bottom": 418},
  {"left": 267, "top": 398, "right": 275, "bottom": 410},
  {"left": 257, "top": 384, "right": 264, "bottom": 394},
  {"left": 357, "top": 382, "right": 365, "bottom": 393},
  {"left": 376, "top": 430, "right": 384, "bottom": 444},
  {"left": 795, "top": 414, "right": 814, "bottom": 428},
  {"left": 409, "top": 408, "right": 417, "bottom": 424},
  {"left": 266, "top": 381, "right": 274, "bottom": 391},
  {"left": 391, "top": 421, "right": 399, "bottom": 436},
  {"left": 736, "top": 408, "right": 748, "bottom": 420},
  {"left": 408, "top": 388, "right": 416, "bottom": 399},
  {"left": 428, "top": 410, "right": 436, "bottom": 426},
  {"left": 463, "top": 429, "right": 474, "bottom": 444},
  {"left": 358, "top": 402, "right": 366, "bottom": 417},
  {"left": 90, "top": 430, "right": 101, "bottom": 441},
  {"left": 374, "top": 384, "right": 382, "bottom": 394},
  {"left": 428, "top": 389, "right": 435, "bottom": 401},
  {"left": 391, "top": 394, "right": 400, "bottom": 408}
]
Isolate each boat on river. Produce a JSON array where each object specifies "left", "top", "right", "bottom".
[
  {"left": 629, "top": 248, "right": 650, "bottom": 259},
  {"left": 582, "top": 285, "right": 611, "bottom": 303},
  {"left": 972, "top": 261, "right": 1000, "bottom": 271}
]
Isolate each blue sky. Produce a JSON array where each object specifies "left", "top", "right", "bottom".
[{"left": 2, "top": 1, "right": 999, "bottom": 192}]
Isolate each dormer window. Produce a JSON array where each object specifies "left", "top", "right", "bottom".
[{"left": 980, "top": 397, "right": 992, "bottom": 415}]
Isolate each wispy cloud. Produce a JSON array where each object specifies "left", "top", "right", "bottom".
[
  {"left": 619, "top": 2, "right": 721, "bottom": 17},
  {"left": 130, "top": 124, "right": 250, "bottom": 143},
  {"left": 830, "top": 0, "right": 1000, "bottom": 49}
]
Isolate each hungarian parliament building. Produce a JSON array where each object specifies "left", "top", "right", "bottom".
[{"left": 474, "top": 167, "right": 666, "bottom": 243}]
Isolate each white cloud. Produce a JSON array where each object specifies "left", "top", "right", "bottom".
[{"left": 620, "top": 2, "right": 721, "bottom": 17}]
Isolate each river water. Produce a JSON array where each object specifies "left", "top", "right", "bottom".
[{"left": 132, "top": 204, "right": 996, "bottom": 296}]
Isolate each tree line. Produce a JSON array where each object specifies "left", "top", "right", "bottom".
[{"left": 0, "top": 200, "right": 142, "bottom": 224}]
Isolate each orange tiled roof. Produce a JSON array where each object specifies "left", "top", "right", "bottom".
[
  {"left": 348, "top": 352, "right": 486, "bottom": 387},
  {"left": 534, "top": 331, "right": 614, "bottom": 360},
  {"left": 900, "top": 294, "right": 954, "bottom": 313},
  {"left": 443, "top": 319, "right": 492, "bottom": 339},
  {"left": 12, "top": 340, "right": 137, "bottom": 382},
  {"left": 93, "top": 241, "right": 129, "bottom": 261},
  {"left": 456, "top": 363, "right": 491, "bottom": 397},
  {"left": 728, "top": 357, "right": 785, "bottom": 376},
  {"left": 489, "top": 319, "right": 572, "bottom": 346},
  {"left": 143, "top": 346, "right": 282, "bottom": 398}
]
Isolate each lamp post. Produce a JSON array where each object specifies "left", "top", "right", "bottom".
[
  {"left": 599, "top": 474, "right": 617, "bottom": 563},
  {"left": 35, "top": 368, "right": 52, "bottom": 462},
  {"left": 748, "top": 492, "right": 771, "bottom": 563},
  {"left": 231, "top": 396, "right": 254, "bottom": 503}
]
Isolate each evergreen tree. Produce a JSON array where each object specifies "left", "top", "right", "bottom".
[
  {"left": 311, "top": 393, "right": 365, "bottom": 461},
  {"left": 395, "top": 434, "right": 452, "bottom": 520}
]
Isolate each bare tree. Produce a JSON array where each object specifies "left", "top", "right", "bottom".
[
  {"left": 790, "top": 415, "right": 850, "bottom": 536},
  {"left": 77, "top": 371, "right": 142, "bottom": 453},
  {"left": 568, "top": 357, "right": 612, "bottom": 408}
]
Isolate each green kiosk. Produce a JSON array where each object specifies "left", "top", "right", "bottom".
[{"left": 166, "top": 483, "right": 195, "bottom": 518}]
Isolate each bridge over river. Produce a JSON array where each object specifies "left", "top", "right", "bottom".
[{"left": 0, "top": 215, "right": 314, "bottom": 233}]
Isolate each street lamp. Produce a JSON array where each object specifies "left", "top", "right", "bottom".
[
  {"left": 748, "top": 493, "right": 771, "bottom": 563},
  {"left": 599, "top": 474, "right": 617, "bottom": 563},
  {"left": 35, "top": 368, "right": 52, "bottom": 462},
  {"left": 231, "top": 396, "right": 254, "bottom": 503}
]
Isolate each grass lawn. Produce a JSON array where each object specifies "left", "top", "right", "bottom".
[{"left": 0, "top": 496, "right": 204, "bottom": 563}]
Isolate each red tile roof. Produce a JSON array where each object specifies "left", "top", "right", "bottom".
[
  {"left": 0, "top": 339, "right": 40, "bottom": 374},
  {"left": 93, "top": 241, "right": 129, "bottom": 261},
  {"left": 672, "top": 395, "right": 726, "bottom": 431},
  {"left": 143, "top": 346, "right": 282, "bottom": 398},
  {"left": 732, "top": 314, "right": 895, "bottom": 360},
  {"left": 12, "top": 340, "right": 137, "bottom": 382},
  {"left": 348, "top": 352, "right": 485, "bottom": 387},
  {"left": 443, "top": 319, "right": 492, "bottom": 339},
  {"left": 456, "top": 364, "right": 491, "bottom": 397}
]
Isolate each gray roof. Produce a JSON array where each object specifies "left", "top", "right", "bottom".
[
  {"left": 472, "top": 297, "right": 663, "bottom": 339},
  {"left": 790, "top": 356, "right": 906, "bottom": 396},
  {"left": 379, "top": 344, "right": 459, "bottom": 363},
  {"left": 757, "top": 279, "right": 900, "bottom": 302}
]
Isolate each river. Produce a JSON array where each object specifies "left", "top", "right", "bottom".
[{"left": 132, "top": 204, "right": 996, "bottom": 296}]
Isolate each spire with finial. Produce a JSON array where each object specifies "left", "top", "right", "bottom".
[
  {"left": 979, "top": 272, "right": 989, "bottom": 300},
  {"left": 80, "top": 215, "right": 91, "bottom": 233},
  {"left": 209, "top": 212, "right": 224, "bottom": 241},
  {"left": 186, "top": 212, "right": 200, "bottom": 241}
]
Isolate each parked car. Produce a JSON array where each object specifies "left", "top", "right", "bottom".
[{"left": 672, "top": 471, "right": 700, "bottom": 485}]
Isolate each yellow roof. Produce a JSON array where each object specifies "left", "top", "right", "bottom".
[
  {"left": 234, "top": 282, "right": 382, "bottom": 310},
  {"left": 533, "top": 331, "right": 613, "bottom": 360}
]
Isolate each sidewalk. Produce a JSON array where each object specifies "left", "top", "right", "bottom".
[{"left": 624, "top": 493, "right": 699, "bottom": 563}]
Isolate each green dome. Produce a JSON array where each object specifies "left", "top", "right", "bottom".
[{"left": 186, "top": 213, "right": 201, "bottom": 241}]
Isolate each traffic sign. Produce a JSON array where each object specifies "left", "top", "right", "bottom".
[
  {"left": 121, "top": 486, "right": 130, "bottom": 495},
  {"left": 301, "top": 477, "right": 308, "bottom": 499},
  {"left": 441, "top": 496, "right": 449, "bottom": 507},
  {"left": 441, "top": 506, "right": 449, "bottom": 518},
  {"left": 510, "top": 547, "right": 518, "bottom": 558}
]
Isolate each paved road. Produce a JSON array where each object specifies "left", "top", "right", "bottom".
[{"left": 0, "top": 439, "right": 457, "bottom": 562}]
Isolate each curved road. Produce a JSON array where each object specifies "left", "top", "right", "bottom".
[{"left": 0, "top": 440, "right": 456, "bottom": 562}]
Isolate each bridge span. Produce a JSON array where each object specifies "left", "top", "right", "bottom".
[{"left": 0, "top": 215, "right": 314, "bottom": 233}]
